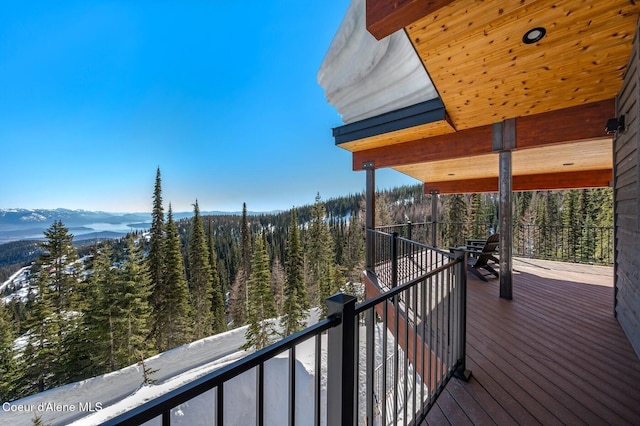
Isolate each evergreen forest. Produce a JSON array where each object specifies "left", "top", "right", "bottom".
[{"left": 0, "top": 168, "right": 613, "bottom": 403}]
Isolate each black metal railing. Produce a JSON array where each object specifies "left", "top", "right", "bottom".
[
  {"left": 101, "top": 316, "right": 340, "bottom": 426},
  {"left": 355, "top": 245, "right": 468, "bottom": 425},
  {"left": 368, "top": 229, "right": 453, "bottom": 288},
  {"left": 380, "top": 221, "right": 613, "bottom": 265},
  {"left": 100, "top": 231, "right": 467, "bottom": 425},
  {"left": 513, "top": 223, "right": 613, "bottom": 265}
]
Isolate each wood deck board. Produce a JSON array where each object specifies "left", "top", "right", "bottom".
[
  {"left": 422, "top": 258, "right": 640, "bottom": 425},
  {"left": 468, "top": 285, "right": 640, "bottom": 415}
]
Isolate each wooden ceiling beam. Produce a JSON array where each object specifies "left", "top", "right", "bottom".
[
  {"left": 423, "top": 169, "right": 612, "bottom": 194},
  {"left": 366, "top": 0, "right": 454, "bottom": 40},
  {"left": 516, "top": 99, "right": 615, "bottom": 149},
  {"left": 353, "top": 125, "right": 493, "bottom": 170},
  {"left": 352, "top": 101, "right": 614, "bottom": 171}
]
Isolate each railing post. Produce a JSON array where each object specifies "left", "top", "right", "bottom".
[
  {"left": 407, "top": 220, "right": 412, "bottom": 241},
  {"left": 391, "top": 232, "right": 398, "bottom": 288},
  {"left": 326, "top": 293, "right": 357, "bottom": 426}
]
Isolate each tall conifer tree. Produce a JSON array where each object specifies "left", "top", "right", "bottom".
[
  {"left": 562, "top": 190, "right": 581, "bottom": 260},
  {"left": 188, "top": 200, "right": 214, "bottom": 340},
  {"left": 207, "top": 221, "right": 227, "bottom": 333},
  {"left": 230, "top": 203, "right": 252, "bottom": 326},
  {"left": 242, "top": 234, "right": 276, "bottom": 350},
  {"left": 442, "top": 194, "right": 468, "bottom": 247},
  {"left": 39, "top": 220, "right": 80, "bottom": 312},
  {"left": 17, "top": 269, "right": 61, "bottom": 395},
  {"left": 306, "top": 194, "right": 338, "bottom": 313},
  {"left": 119, "top": 234, "right": 154, "bottom": 364},
  {"left": 281, "top": 208, "right": 307, "bottom": 336},
  {"left": 149, "top": 167, "right": 165, "bottom": 333},
  {"left": 88, "top": 243, "right": 121, "bottom": 373},
  {"left": 156, "top": 206, "right": 192, "bottom": 352},
  {"left": 85, "top": 243, "right": 120, "bottom": 372},
  {"left": 0, "top": 307, "right": 17, "bottom": 402}
]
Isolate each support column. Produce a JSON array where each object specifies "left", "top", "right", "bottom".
[
  {"left": 364, "top": 162, "right": 375, "bottom": 270},
  {"left": 498, "top": 151, "right": 513, "bottom": 299},
  {"left": 493, "top": 120, "right": 514, "bottom": 299},
  {"left": 430, "top": 190, "right": 438, "bottom": 247}
]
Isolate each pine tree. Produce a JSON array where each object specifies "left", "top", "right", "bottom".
[
  {"left": 270, "top": 256, "right": 286, "bottom": 316},
  {"left": 137, "top": 354, "right": 158, "bottom": 386},
  {"left": 148, "top": 167, "right": 165, "bottom": 336},
  {"left": 155, "top": 206, "right": 192, "bottom": 352},
  {"left": 241, "top": 202, "right": 252, "bottom": 274},
  {"left": 343, "top": 210, "right": 365, "bottom": 286},
  {"left": 562, "top": 190, "right": 581, "bottom": 261},
  {"left": 533, "top": 192, "right": 552, "bottom": 259},
  {"left": 281, "top": 208, "right": 307, "bottom": 336},
  {"left": 207, "top": 220, "right": 226, "bottom": 334},
  {"left": 39, "top": 220, "right": 80, "bottom": 312},
  {"left": 187, "top": 200, "right": 214, "bottom": 340},
  {"left": 306, "top": 194, "right": 339, "bottom": 314},
  {"left": 242, "top": 234, "right": 277, "bottom": 351},
  {"left": 119, "top": 234, "right": 154, "bottom": 365},
  {"left": 229, "top": 203, "right": 252, "bottom": 327},
  {"left": 17, "top": 269, "right": 61, "bottom": 396},
  {"left": 467, "top": 193, "right": 486, "bottom": 239},
  {"left": 442, "top": 194, "right": 468, "bottom": 247},
  {"left": 84, "top": 243, "right": 120, "bottom": 372},
  {"left": 595, "top": 188, "right": 614, "bottom": 262},
  {"left": 0, "top": 306, "right": 17, "bottom": 402},
  {"left": 229, "top": 268, "right": 248, "bottom": 326}
]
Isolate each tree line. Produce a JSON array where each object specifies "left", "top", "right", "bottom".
[
  {"left": 0, "top": 169, "right": 367, "bottom": 402},
  {"left": 0, "top": 172, "right": 613, "bottom": 403}
]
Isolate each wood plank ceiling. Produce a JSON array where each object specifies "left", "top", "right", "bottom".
[{"left": 337, "top": 0, "right": 640, "bottom": 193}]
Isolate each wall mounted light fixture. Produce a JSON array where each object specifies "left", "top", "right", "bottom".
[{"left": 605, "top": 115, "right": 625, "bottom": 134}]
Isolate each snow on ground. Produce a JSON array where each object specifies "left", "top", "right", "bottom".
[
  {"left": 1, "top": 266, "right": 31, "bottom": 304},
  {"left": 0, "top": 326, "right": 248, "bottom": 426},
  {"left": 1, "top": 308, "right": 419, "bottom": 425}
]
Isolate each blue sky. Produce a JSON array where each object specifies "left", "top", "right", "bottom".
[{"left": 0, "top": 1, "right": 416, "bottom": 213}]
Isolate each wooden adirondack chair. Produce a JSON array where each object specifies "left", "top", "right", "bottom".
[{"left": 464, "top": 234, "right": 500, "bottom": 281}]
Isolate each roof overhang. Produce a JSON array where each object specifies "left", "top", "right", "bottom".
[{"left": 319, "top": 0, "right": 640, "bottom": 193}]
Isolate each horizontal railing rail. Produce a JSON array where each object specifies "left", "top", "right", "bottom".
[{"left": 380, "top": 221, "right": 614, "bottom": 265}]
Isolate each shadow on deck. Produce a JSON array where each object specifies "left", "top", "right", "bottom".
[{"left": 423, "top": 258, "right": 640, "bottom": 425}]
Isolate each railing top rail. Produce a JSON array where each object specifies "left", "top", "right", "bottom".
[
  {"left": 376, "top": 221, "right": 430, "bottom": 229},
  {"left": 355, "top": 255, "right": 463, "bottom": 315},
  {"left": 368, "top": 227, "right": 454, "bottom": 257},
  {"left": 395, "top": 235, "right": 454, "bottom": 256},
  {"left": 101, "top": 316, "right": 341, "bottom": 426}
]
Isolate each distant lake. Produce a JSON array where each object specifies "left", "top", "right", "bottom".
[{"left": 70, "top": 222, "right": 151, "bottom": 235}]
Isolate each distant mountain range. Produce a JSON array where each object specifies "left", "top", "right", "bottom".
[{"left": 0, "top": 208, "right": 278, "bottom": 244}]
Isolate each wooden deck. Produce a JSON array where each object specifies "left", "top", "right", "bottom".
[{"left": 423, "top": 258, "right": 640, "bottom": 426}]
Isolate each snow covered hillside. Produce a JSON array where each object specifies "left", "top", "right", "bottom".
[{"left": 1, "top": 311, "right": 418, "bottom": 426}]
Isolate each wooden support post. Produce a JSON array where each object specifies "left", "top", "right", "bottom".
[{"left": 493, "top": 120, "right": 514, "bottom": 300}]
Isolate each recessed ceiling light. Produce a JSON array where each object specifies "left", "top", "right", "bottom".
[{"left": 523, "top": 27, "right": 546, "bottom": 44}]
